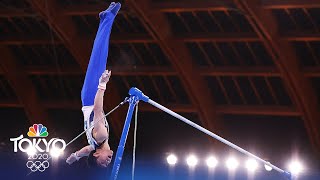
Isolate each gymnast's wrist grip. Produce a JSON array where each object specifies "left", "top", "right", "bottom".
[
  {"left": 98, "top": 84, "right": 106, "bottom": 90},
  {"left": 73, "top": 152, "right": 81, "bottom": 161}
]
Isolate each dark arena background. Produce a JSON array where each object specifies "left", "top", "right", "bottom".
[{"left": 1, "top": 0, "right": 320, "bottom": 180}]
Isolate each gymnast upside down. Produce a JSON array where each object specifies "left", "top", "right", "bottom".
[{"left": 66, "top": 2, "right": 121, "bottom": 168}]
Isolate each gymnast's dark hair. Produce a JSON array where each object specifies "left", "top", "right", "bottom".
[{"left": 87, "top": 150, "right": 99, "bottom": 168}]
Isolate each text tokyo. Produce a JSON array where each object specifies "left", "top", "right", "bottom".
[{"left": 10, "top": 135, "right": 66, "bottom": 153}]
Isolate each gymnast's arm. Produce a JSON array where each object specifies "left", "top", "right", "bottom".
[
  {"left": 66, "top": 145, "right": 94, "bottom": 164},
  {"left": 92, "top": 70, "right": 111, "bottom": 142}
]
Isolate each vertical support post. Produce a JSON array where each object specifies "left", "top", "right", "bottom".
[{"left": 111, "top": 95, "right": 139, "bottom": 180}]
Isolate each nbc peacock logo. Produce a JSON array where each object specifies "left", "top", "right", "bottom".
[{"left": 27, "top": 124, "right": 48, "bottom": 137}]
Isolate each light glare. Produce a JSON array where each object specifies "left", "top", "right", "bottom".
[
  {"left": 26, "top": 146, "right": 36, "bottom": 156},
  {"left": 50, "top": 147, "right": 62, "bottom": 158},
  {"left": 246, "top": 159, "right": 258, "bottom": 172},
  {"left": 186, "top": 155, "right": 198, "bottom": 167},
  {"left": 206, "top": 156, "right": 218, "bottom": 168},
  {"left": 226, "top": 157, "right": 239, "bottom": 170},
  {"left": 264, "top": 164, "right": 273, "bottom": 171},
  {"left": 288, "top": 160, "right": 303, "bottom": 175},
  {"left": 166, "top": 154, "right": 177, "bottom": 165}
]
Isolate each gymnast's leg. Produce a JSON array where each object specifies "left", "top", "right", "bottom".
[
  {"left": 81, "top": 2, "right": 121, "bottom": 130},
  {"left": 81, "top": 2, "right": 121, "bottom": 107}
]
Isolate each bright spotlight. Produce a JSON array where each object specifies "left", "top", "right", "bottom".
[
  {"left": 206, "top": 156, "right": 218, "bottom": 168},
  {"left": 246, "top": 159, "right": 258, "bottom": 172},
  {"left": 50, "top": 147, "right": 62, "bottom": 158},
  {"left": 264, "top": 163, "right": 272, "bottom": 171},
  {"left": 26, "top": 146, "right": 36, "bottom": 156},
  {"left": 288, "top": 160, "right": 303, "bottom": 175},
  {"left": 166, "top": 154, "right": 177, "bottom": 166},
  {"left": 186, "top": 155, "right": 198, "bottom": 167},
  {"left": 226, "top": 157, "right": 239, "bottom": 170}
]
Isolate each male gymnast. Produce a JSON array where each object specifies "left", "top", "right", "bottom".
[{"left": 66, "top": 2, "right": 121, "bottom": 168}]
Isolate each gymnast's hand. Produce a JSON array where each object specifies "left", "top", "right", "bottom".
[
  {"left": 66, "top": 152, "right": 80, "bottom": 165},
  {"left": 98, "top": 70, "right": 111, "bottom": 90}
]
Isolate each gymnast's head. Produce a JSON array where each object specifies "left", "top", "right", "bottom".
[{"left": 88, "top": 143, "right": 113, "bottom": 168}]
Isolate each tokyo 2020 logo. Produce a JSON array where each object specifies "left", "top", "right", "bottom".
[{"left": 10, "top": 124, "right": 66, "bottom": 172}]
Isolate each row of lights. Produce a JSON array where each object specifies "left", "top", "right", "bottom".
[
  {"left": 26, "top": 146, "right": 63, "bottom": 158},
  {"left": 26, "top": 146, "right": 304, "bottom": 176},
  {"left": 166, "top": 154, "right": 304, "bottom": 175}
]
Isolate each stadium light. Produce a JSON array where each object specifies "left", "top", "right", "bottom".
[
  {"left": 206, "top": 156, "right": 218, "bottom": 168},
  {"left": 166, "top": 154, "right": 178, "bottom": 166},
  {"left": 288, "top": 160, "right": 303, "bottom": 176},
  {"left": 246, "top": 159, "right": 258, "bottom": 172},
  {"left": 186, "top": 154, "right": 198, "bottom": 167},
  {"left": 226, "top": 157, "right": 239, "bottom": 170},
  {"left": 264, "top": 163, "right": 273, "bottom": 171}
]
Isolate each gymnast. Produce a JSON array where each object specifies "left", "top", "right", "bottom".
[{"left": 66, "top": 2, "right": 121, "bottom": 168}]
